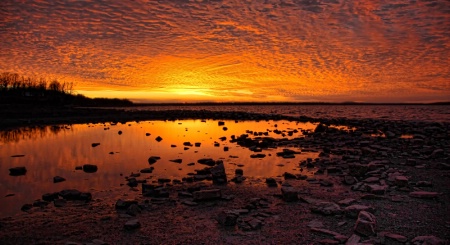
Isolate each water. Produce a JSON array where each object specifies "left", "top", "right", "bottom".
[
  {"left": 0, "top": 119, "right": 321, "bottom": 218},
  {"left": 1, "top": 104, "right": 449, "bottom": 218},
  {"left": 123, "top": 104, "right": 450, "bottom": 123}
]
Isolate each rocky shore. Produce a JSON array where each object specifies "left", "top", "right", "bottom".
[{"left": 0, "top": 107, "right": 449, "bottom": 244}]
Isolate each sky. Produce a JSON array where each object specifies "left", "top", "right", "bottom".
[{"left": 1, "top": 0, "right": 449, "bottom": 103}]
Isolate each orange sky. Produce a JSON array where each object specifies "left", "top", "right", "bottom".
[{"left": 0, "top": 0, "right": 449, "bottom": 103}]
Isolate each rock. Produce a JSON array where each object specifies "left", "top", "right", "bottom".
[
  {"left": 394, "top": 176, "right": 409, "bottom": 187},
  {"left": 348, "top": 164, "right": 369, "bottom": 177},
  {"left": 193, "top": 189, "right": 222, "bottom": 201},
  {"left": 115, "top": 199, "right": 138, "bottom": 209},
  {"left": 367, "top": 184, "right": 387, "bottom": 195},
  {"left": 42, "top": 192, "right": 59, "bottom": 202},
  {"left": 380, "top": 232, "right": 407, "bottom": 243},
  {"left": 59, "top": 189, "right": 92, "bottom": 201},
  {"left": 345, "top": 205, "right": 375, "bottom": 218},
  {"left": 21, "top": 204, "right": 33, "bottom": 212},
  {"left": 148, "top": 156, "right": 160, "bottom": 164},
  {"left": 411, "top": 235, "right": 446, "bottom": 245},
  {"left": 250, "top": 153, "right": 266, "bottom": 158},
  {"left": 82, "top": 164, "right": 98, "bottom": 173},
  {"left": 124, "top": 219, "right": 141, "bottom": 230},
  {"left": 197, "top": 158, "right": 216, "bottom": 166},
  {"left": 281, "top": 186, "right": 298, "bottom": 202},
  {"left": 283, "top": 172, "right": 297, "bottom": 179},
  {"left": 319, "top": 180, "right": 334, "bottom": 187},
  {"left": 140, "top": 167, "right": 154, "bottom": 173},
  {"left": 354, "top": 211, "right": 376, "bottom": 236},
  {"left": 126, "top": 204, "right": 141, "bottom": 216},
  {"left": 343, "top": 175, "right": 356, "bottom": 185},
  {"left": 54, "top": 198, "right": 67, "bottom": 207},
  {"left": 314, "top": 123, "right": 328, "bottom": 133},
  {"left": 155, "top": 136, "right": 163, "bottom": 142},
  {"left": 409, "top": 191, "right": 440, "bottom": 199},
  {"left": 266, "top": 178, "right": 278, "bottom": 187},
  {"left": 118, "top": 130, "right": 122, "bottom": 135},
  {"left": 345, "top": 234, "right": 361, "bottom": 245},
  {"left": 9, "top": 167, "right": 27, "bottom": 176},
  {"left": 181, "top": 200, "right": 198, "bottom": 206},
  {"left": 235, "top": 169, "right": 244, "bottom": 175},
  {"left": 170, "top": 159, "right": 183, "bottom": 163},
  {"left": 311, "top": 202, "right": 342, "bottom": 216},
  {"left": 307, "top": 219, "right": 324, "bottom": 228},
  {"left": 210, "top": 161, "right": 227, "bottom": 184},
  {"left": 363, "top": 177, "right": 380, "bottom": 183},
  {"left": 337, "top": 198, "right": 356, "bottom": 206},
  {"left": 53, "top": 176, "right": 66, "bottom": 183},
  {"left": 216, "top": 210, "right": 239, "bottom": 226},
  {"left": 415, "top": 181, "right": 433, "bottom": 187},
  {"left": 91, "top": 143, "right": 100, "bottom": 147},
  {"left": 310, "top": 228, "right": 347, "bottom": 242}
]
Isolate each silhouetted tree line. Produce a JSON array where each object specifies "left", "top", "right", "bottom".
[{"left": 0, "top": 72, "right": 133, "bottom": 106}]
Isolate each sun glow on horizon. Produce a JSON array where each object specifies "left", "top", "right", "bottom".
[{"left": 1, "top": 0, "right": 449, "bottom": 103}]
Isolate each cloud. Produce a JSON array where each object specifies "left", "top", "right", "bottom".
[{"left": 0, "top": 0, "right": 449, "bottom": 102}]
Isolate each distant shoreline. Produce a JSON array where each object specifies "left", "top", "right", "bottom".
[{"left": 130, "top": 101, "right": 450, "bottom": 106}]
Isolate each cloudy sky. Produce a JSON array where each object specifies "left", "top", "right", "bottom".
[{"left": 1, "top": 0, "right": 449, "bottom": 102}]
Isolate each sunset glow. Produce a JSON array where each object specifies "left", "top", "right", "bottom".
[{"left": 1, "top": 0, "right": 449, "bottom": 102}]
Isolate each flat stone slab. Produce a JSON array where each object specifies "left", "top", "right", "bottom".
[{"left": 409, "top": 191, "right": 440, "bottom": 199}]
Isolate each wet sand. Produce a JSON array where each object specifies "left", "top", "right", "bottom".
[{"left": 0, "top": 107, "right": 449, "bottom": 244}]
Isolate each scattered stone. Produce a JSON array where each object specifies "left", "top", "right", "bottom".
[
  {"left": 193, "top": 189, "right": 222, "bottom": 201},
  {"left": 338, "top": 198, "right": 356, "bottom": 206},
  {"left": 11, "top": 154, "right": 25, "bottom": 157},
  {"left": 346, "top": 234, "right": 361, "bottom": 244},
  {"left": 59, "top": 189, "right": 92, "bottom": 201},
  {"left": 91, "top": 143, "right": 100, "bottom": 147},
  {"left": 250, "top": 153, "right": 266, "bottom": 158},
  {"left": 345, "top": 205, "right": 375, "bottom": 218},
  {"left": 170, "top": 159, "right": 182, "bottom": 163},
  {"left": 75, "top": 166, "right": 82, "bottom": 170},
  {"left": 409, "top": 191, "right": 440, "bottom": 199},
  {"left": 181, "top": 200, "right": 198, "bottom": 206},
  {"left": 354, "top": 211, "right": 376, "bottom": 236},
  {"left": 343, "top": 176, "right": 356, "bottom": 185},
  {"left": 210, "top": 161, "right": 227, "bottom": 184},
  {"left": 310, "top": 227, "right": 347, "bottom": 242},
  {"left": 283, "top": 172, "right": 297, "bottom": 179},
  {"left": 124, "top": 219, "right": 141, "bottom": 230},
  {"left": 394, "top": 176, "right": 409, "bottom": 187},
  {"left": 411, "top": 235, "right": 446, "bottom": 245},
  {"left": 216, "top": 210, "right": 239, "bottom": 226},
  {"left": 42, "top": 192, "right": 59, "bottom": 201},
  {"left": 367, "top": 184, "right": 387, "bottom": 195},
  {"left": 126, "top": 204, "right": 141, "bottom": 216},
  {"left": 140, "top": 167, "right": 154, "bottom": 173},
  {"left": 21, "top": 204, "right": 33, "bottom": 212},
  {"left": 53, "top": 198, "right": 67, "bottom": 207},
  {"left": 9, "top": 167, "right": 27, "bottom": 176},
  {"left": 148, "top": 156, "right": 160, "bottom": 164},
  {"left": 53, "top": 176, "right": 66, "bottom": 183},
  {"left": 115, "top": 199, "right": 138, "bottom": 210},
  {"left": 82, "top": 164, "right": 98, "bottom": 173},
  {"left": 155, "top": 136, "right": 163, "bottom": 142},
  {"left": 415, "top": 181, "right": 433, "bottom": 187},
  {"left": 311, "top": 202, "right": 342, "bottom": 216},
  {"left": 307, "top": 219, "right": 324, "bottom": 228},
  {"left": 281, "top": 186, "right": 298, "bottom": 202},
  {"left": 380, "top": 232, "right": 408, "bottom": 243},
  {"left": 197, "top": 158, "right": 216, "bottom": 166},
  {"left": 266, "top": 178, "right": 278, "bottom": 187}
]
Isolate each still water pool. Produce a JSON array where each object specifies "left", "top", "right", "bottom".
[{"left": 0, "top": 119, "right": 323, "bottom": 217}]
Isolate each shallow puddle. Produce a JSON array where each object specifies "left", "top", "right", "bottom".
[{"left": 0, "top": 119, "right": 322, "bottom": 217}]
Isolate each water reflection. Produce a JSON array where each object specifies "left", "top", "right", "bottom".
[
  {"left": 0, "top": 119, "right": 322, "bottom": 217},
  {"left": 0, "top": 125, "right": 72, "bottom": 145}
]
